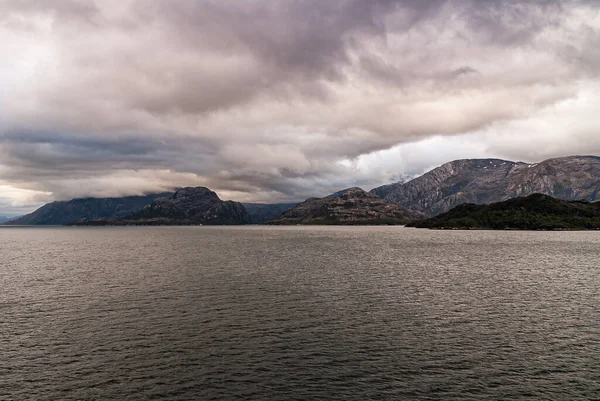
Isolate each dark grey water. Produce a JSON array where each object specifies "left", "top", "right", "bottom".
[{"left": 1, "top": 227, "right": 599, "bottom": 400}]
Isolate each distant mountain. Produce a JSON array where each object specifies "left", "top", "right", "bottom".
[
  {"left": 243, "top": 203, "right": 298, "bottom": 224},
  {"left": 0, "top": 216, "right": 20, "bottom": 224},
  {"left": 329, "top": 188, "right": 358, "bottom": 197},
  {"left": 78, "top": 187, "right": 251, "bottom": 225},
  {"left": 268, "top": 187, "right": 426, "bottom": 225},
  {"left": 4, "top": 193, "right": 173, "bottom": 225},
  {"left": 408, "top": 193, "right": 600, "bottom": 230},
  {"left": 371, "top": 156, "right": 600, "bottom": 216}
]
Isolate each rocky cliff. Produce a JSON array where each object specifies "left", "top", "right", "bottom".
[
  {"left": 371, "top": 156, "right": 600, "bottom": 216},
  {"left": 268, "top": 187, "right": 425, "bottom": 225},
  {"left": 80, "top": 187, "right": 251, "bottom": 225},
  {"left": 5, "top": 193, "right": 173, "bottom": 225}
]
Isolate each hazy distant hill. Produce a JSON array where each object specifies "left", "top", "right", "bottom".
[
  {"left": 5, "top": 193, "right": 173, "bottom": 225},
  {"left": 0, "top": 216, "right": 20, "bottom": 224},
  {"left": 371, "top": 156, "right": 600, "bottom": 216},
  {"left": 79, "top": 187, "right": 251, "bottom": 225},
  {"left": 269, "top": 187, "right": 425, "bottom": 225},
  {"left": 408, "top": 193, "right": 600, "bottom": 230},
  {"left": 243, "top": 203, "right": 298, "bottom": 224}
]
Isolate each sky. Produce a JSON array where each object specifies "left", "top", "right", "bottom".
[{"left": 1, "top": 0, "right": 599, "bottom": 215}]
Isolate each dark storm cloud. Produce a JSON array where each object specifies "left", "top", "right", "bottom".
[
  {"left": 0, "top": 129, "right": 221, "bottom": 184},
  {"left": 0, "top": 0, "right": 599, "bottom": 208}
]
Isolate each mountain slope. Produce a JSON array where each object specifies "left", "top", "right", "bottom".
[
  {"left": 79, "top": 187, "right": 251, "bottom": 225},
  {"left": 269, "top": 187, "right": 425, "bottom": 225},
  {"left": 371, "top": 156, "right": 600, "bottom": 216},
  {"left": 243, "top": 203, "right": 298, "bottom": 224},
  {"left": 4, "top": 193, "right": 173, "bottom": 225},
  {"left": 408, "top": 193, "right": 600, "bottom": 230}
]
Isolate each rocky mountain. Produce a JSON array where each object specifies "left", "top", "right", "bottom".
[
  {"left": 243, "top": 203, "right": 298, "bottom": 224},
  {"left": 4, "top": 193, "right": 173, "bottom": 225},
  {"left": 371, "top": 156, "right": 600, "bottom": 216},
  {"left": 79, "top": 187, "right": 251, "bottom": 225},
  {"left": 268, "top": 187, "right": 425, "bottom": 225},
  {"left": 408, "top": 193, "right": 600, "bottom": 230}
]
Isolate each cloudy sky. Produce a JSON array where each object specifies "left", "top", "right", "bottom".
[{"left": 1, "top": 0, "right": 599, "bottom": 214}]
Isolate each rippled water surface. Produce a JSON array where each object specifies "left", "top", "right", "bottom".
[{"left": 1, "top": 226, "right": 599, "bottom": 400}]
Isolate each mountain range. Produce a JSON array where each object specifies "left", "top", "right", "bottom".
[
  {"left": 371, "top": 155, "right": 600, "bottom": 216},
  {"left": 3, "top": 155, "right": 599, "bottom": 225}
]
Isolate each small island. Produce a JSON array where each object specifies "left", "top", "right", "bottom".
[{"left": 407, "top": 193, "right": 600, "bottom": 230}]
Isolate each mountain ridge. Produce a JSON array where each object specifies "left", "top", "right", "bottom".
[
  {"left": 371, "top": 155, "right": 600, "bottom": 216},
  {"left": 4, "top": 154, "right": 599, "bottom": 225},
  {"left": 4, "top": 193, "right": 174, "bottom": 226},
  {"left": 76, "top": 187, "right": 251, "bottom": 225},
  {"left": 268, "top": 187, "right": 426, "bottom": 225}
]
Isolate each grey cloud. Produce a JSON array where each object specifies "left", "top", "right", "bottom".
[
  {"left": 0, "top": 0, "right": 98, "bottom": 20},
  {"left": 0, "top": 0, "right": 599, "bottom": 209},
  {"left": 0, "top": 130, "right": 221, "bottom": 181}
]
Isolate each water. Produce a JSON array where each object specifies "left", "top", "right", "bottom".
[{"left": 1, "top": 226, "right": 599, "bottom": 400}]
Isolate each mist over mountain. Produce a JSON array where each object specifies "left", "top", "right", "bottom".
[
  {"left": 5, "top": 155, "right": 599, "bottom": 225},
  {"left": 78, "top": 187, "right": 251, "bottom": 226},
  {"left": 371, "top": 156, "right": 600, "bottom": 216},
  {"left": 0, "top": 216, "right": 18, "bottom": 224},
  {"left": 5, "top": 193, "right": 173, "bottom": 226}
]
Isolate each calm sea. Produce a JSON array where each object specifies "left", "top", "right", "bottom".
[{"left": 1, "top": 226, "right": 599, "bottom": 400}]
